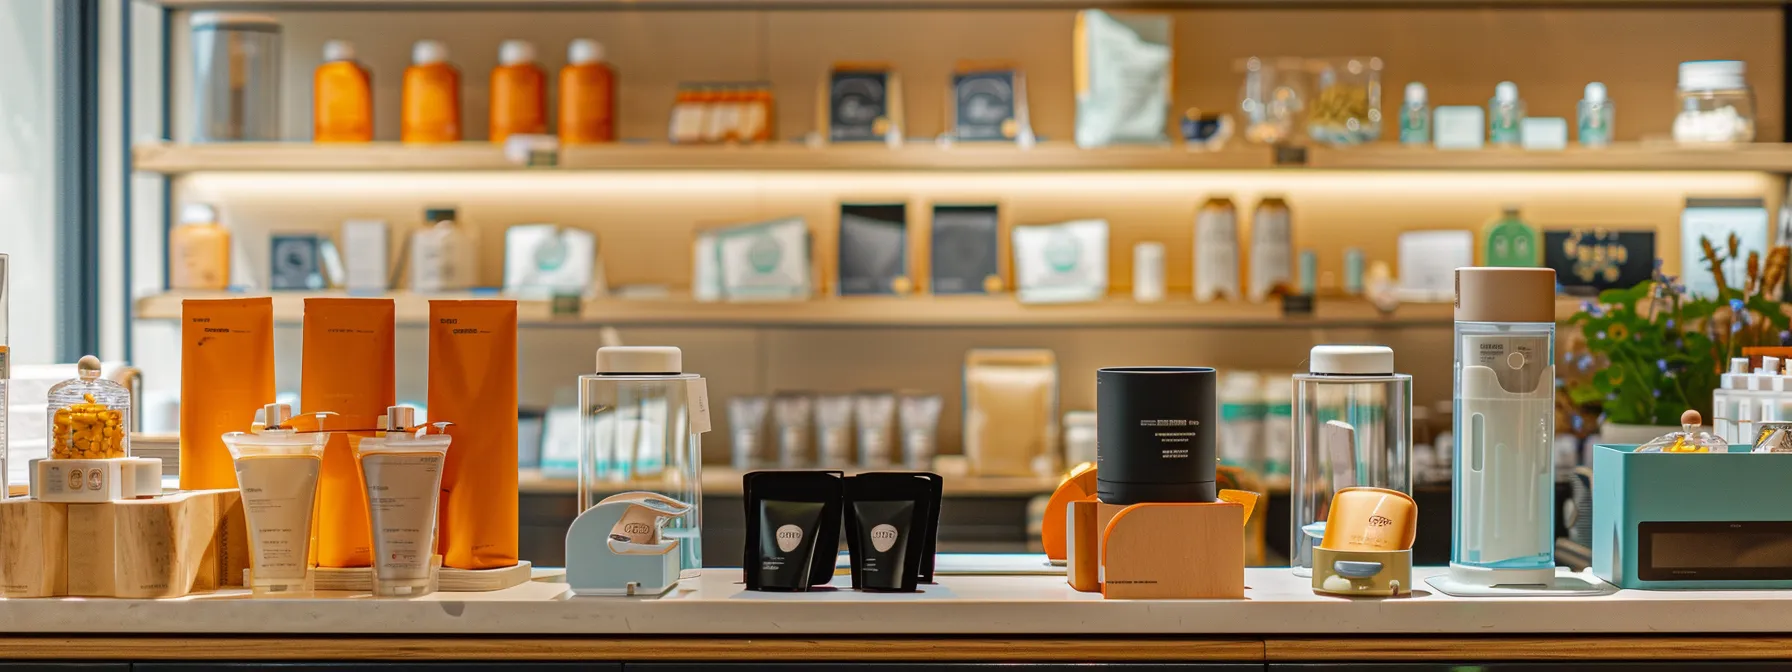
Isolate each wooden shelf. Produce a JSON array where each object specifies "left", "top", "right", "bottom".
[
  {"left": 524, "top": 467, "right": 1062, "bottom": 497},
  {"left": 133, "top": 291, "right": 1493, "bottom": 328},
  {"left": 132, "top": 141, "right": 1792, "bottom": 175},
  {"left": 152, "top": 0, "right": 1786, "bottom": 9}
]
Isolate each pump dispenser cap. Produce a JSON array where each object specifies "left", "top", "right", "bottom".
[
  {"left": 1404, "top": 82, "right": 1426, "bottom": 104},
  {"left": 412, "top": 40, "right": 448, "bottom": 66},
  {"left": 568, "top": 39, "right": 603, "bottom": 65},
  {"left": 179, "top": 203, "right": 217, "bottom": 225},
  {"left": 323, "top": 39, "right": 355, "bottom": 62},
  {"left": 1495, "top": 81, "right": 1518, "bottom": 102},
  {"left": 1584, "top": 81, "right": 1607, "bottom": 103},
  {"left": 499, "top": 39, "right": 536, "bottom": 66},
  {"left": 1454, "top": 267, "right": 1555, "bottom": 323},
  {"left": 597, "top": 346, "right": 683, "bottom": 374},
  {"left": 1309, "top": 345, "right": 1394, "bottom": 375}
]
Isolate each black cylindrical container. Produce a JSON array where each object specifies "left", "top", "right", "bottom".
[{"left": 1096, "top": 366, "right": 1217, "bottom": 505}]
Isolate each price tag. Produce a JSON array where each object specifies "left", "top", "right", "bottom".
[
  {"left": 1281, "top": 293, "right": 1316, "bottom": 317},
  {"left": 1272, "top": 144, "right": 1308, "bottom": 166},
  {"left": 686, "top": 378, "right": 712, "bottom": 434},
  {"left": 551, "top": 294, "right": 582, "bottom": 317}
]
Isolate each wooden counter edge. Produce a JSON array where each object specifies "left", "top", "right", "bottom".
[
  {"left": 0, "top": 637, "right": 1263, "bottom": 661},
  {"left": 1266, "top": 637, "right": 1792, "bottom": 661}
]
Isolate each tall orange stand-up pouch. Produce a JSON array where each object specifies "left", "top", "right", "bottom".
[
  {"left": 180, "top": 298, "right": 276, "bottom": 490},
  {"left": 429, "top": 300, "right": 519, "bottom": 570},
  {"left": 304, "top": 298, "right": 396, "bottom": 568}
]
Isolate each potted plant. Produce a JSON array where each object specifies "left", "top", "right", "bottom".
[{"left": 1564, "top": 234, "right": 1790, "bottom": 444}]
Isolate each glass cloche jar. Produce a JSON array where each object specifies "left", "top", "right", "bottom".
[{"left": 46, "top": 355, "right": 131, "bottom": 459}]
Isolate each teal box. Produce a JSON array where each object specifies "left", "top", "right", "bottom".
[{"left": 1592, "top": 444, "right": 1792, "bottom": 589}]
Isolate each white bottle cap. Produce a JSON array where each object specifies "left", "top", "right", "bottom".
[
  {"left": 1731, "top": 357, "right": 1751, "bottom": 374},
  {"left": 596, "top": 346, "right": 683, "bottom": 374},
  {"left": 1404, "top": 82, "right": 1426, "bottom": 105},
  {"left": 1767, "top": 356, "right": 1782, "bottom": 375},
  {"left": 1309, "top": 345, "right": 1395, "bottom": 375},
  {"left": 412, "top": 40, "right": 449, "bottom": 66},
  {"left": 1583, "top": 82, "right": 1606, "bottom": 103},
  {"left": 1495, "top": 81, "right": 1518, "bottom": 103},
  {"left": 1679, "top": 60, "right": 1746, "bottom": 91},
  {"left": 568, "top": 39, "right": 604, "bottom": 65},
  {"left": 499, "top": 39, "right": 537, "bottom": 66},
  {"left": 179, "top": 203, "right": 217, "bottom": 225},
  {"left": 323, "top": 39, "right": 355, "bottom": 63}
]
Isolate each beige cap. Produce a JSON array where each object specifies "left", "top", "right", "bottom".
[
  {"left": 1454, "top": 267, "right": 1556, "bottom": 323},
  {"left": 596, "top": 346, "right": 682, "bottom": 374}
]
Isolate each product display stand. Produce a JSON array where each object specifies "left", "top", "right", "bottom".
[
  {"left": 252, "top": 562, "right": 537, "bottom": 593},
  {"left": 1425, "top": 568, "right": 1616, "bottom": 597},
  {"left": 1041, "top": 465, "right": 1096, "bottom": 563},
  {"left": 1067, "top": 499, "right": 1247, "bottom": 600},
  {"left": 565, "top": 498, "right": 681, "bottom": 597},
  {"left": 0, "top": 489, "right": 247, "bottom": 599}
]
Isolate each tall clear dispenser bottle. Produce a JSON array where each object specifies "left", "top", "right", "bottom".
[
  {"left": 578, "top": 346, "right": 708, "bottom": 571},
  {"left": 1450, "top": 267, "right": 1557, "bottom": 585}
]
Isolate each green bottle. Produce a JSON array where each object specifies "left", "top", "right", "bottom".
[{"left": 1483, "top": 205, "right": 1540, "bottom": 267}]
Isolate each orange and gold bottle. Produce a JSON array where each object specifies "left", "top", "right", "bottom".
[
  {"left": 558, "top": 39, "right": 615, "bottom": 144},
  {"left": 169, "top": 203, "right": 231, "bottom": 290},
  {"left": 312, "top": 40, "right": 372, "bottom": 142},
  {"left": 490, "top": 40, "right": 547, "bottom": 143},
  {"left": 401, "top": 40, "right": 461, "bottom": 144}
]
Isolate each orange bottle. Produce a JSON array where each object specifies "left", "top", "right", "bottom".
[
  {"left": 313, "top": 40, "right": 372, "bottom": 142},
  {"left": 401, "top": 40, "right": 461, "bottom": 144},
  {"left": 489, "top": 40, "right": 547, "bottom": 143},
  {"left": 558, "top": 39, "right": 615, "bottom": 144}
]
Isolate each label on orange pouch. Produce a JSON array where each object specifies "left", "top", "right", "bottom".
[{"left": 181, "top": 299, "right": 275, "bottom": 491}]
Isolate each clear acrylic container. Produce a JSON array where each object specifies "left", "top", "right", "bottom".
[
  {"left": 1291, "top": 345, "right": 1411, "bottom": 578},
  {"left": 579, "top": 346, "right": 705, "bottom": 570},
  {"left": 1674, "top": 60, "right": 1755, "bottom": 144},
  {"left": 47, "top": 356, "right": 130, "bottom": 460},
  {"left": 1451, "top": 268, "right": 1558, "bottom": 586},
  {"left": 1307, "top": 57, "right": 1382, "bottom": 146},
  {"left": 190, "top": 12, "right": 282, "bottom": 141},
  {"left": 1237, "top": 57, "right": 1310, "bottom": 145}
]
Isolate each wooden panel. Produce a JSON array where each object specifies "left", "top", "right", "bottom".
[
  {"left": 151, "top": 0, "right": 1792, "bottom": 8},
  {"left": 1265, "top": 637, "right": 1792, "bottom": 661},
  {"left": 0, "top": 637, "right": 1264, "bottom": 661}
]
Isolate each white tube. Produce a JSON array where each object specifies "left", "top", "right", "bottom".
[
  {"left": 234, "top": 454, "right": 323, "bottom": 594},
  {"left": 357, "top": 434, "right": 451, "bottom": 597}
]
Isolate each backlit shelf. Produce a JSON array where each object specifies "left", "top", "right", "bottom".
[
  {"left": 152, "top": 0, "right": 1784, "bottom": 9},
  {"left": 133, "top": 291, "right": 1512, "bottom": 328},
  {"left": 132, "top": 141, "right": 1792, "bottom": 175}
]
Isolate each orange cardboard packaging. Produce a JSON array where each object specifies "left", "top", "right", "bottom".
[
  {"left": 304, "top": 298, "right": 396, "bottom": 568},
  {"left": 180, "top": 298, "right": 276, "bottom": 490},
  {"left": 429, "top": 300, "right": 519, "bottom": 569}
]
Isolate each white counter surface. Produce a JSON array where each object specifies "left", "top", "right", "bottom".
[{"left": 3, "top": 566, "right": 1790, "bottom": 636}]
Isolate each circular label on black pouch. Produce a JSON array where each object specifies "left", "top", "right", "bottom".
[
  {"left": 776, "top": 524, "right": 805, "bottom": 553},
  {"left": 871, "top": 524, "right": 899, "bottom": 552}
]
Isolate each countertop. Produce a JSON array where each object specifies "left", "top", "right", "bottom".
[{"left": 4, "top": 565, "right": 1791, "bottom": 636}]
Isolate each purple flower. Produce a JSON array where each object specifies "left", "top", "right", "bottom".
[
  {"left": 1657, "top": 359, "right": 1668, "bottom": 372},
  {"left": 1666, "top": 319, "right": 1677, "bottom": 330},
  {"left": 1653, "top": 388, "right": 1662, "bottom": 398},
  {"left": 1782, "top": 330, "right": 1792, "bottom": 346},
  {"left": 1571, "top": 415, "right": 1585, "bottom": 432},
  {"left": 1733, "top": 321, "right": 1744, "bottom": 333},
  {"left": 1578, "top": 355, "right": 1594, "bottom": 370},
  {"left": 1731, "top": 298, "right": 1746, "bottom": 313},
  {"left": 1596, "top": 331, "right": 1607, "bottom": 340}
]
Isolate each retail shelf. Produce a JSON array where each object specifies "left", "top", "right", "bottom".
[
  {"left": 133, "top": 291, "right": 1493, "bottom": 328},
  {"left": 133, "top": 141, "right": 1792, "bottom": 174},
  {"left": 525, "top": 467, "right": 1061, "bottom": 497}
]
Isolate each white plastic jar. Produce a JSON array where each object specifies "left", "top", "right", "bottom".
[{"left": 1673, "top": 60, "right": 1754, "bottom": 144}]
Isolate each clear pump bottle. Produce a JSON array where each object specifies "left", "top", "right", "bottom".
[
  {"left": 1450, "top": 267, "right": 1557, "bottom": 586},
  {"left": 1577, "top": 82, "right": 1613, "bottom": 147},
  {"left": 579, "top": 346, "right": 707, "bottom": 570},
  {"left": 1488, "top": 81, "right": 1525, "bottom": 147},
  {"left": 1399, "top": 82, "right": 1430, "bottom": 145}
]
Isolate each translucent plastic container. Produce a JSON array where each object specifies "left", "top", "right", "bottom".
[
  {"left": 190, "top": 12, "right": 281, "bottom": 142},
  {"left": 47, "top": 356, "right": 131, "bottom": 460},
  {"left": 1307, "top": 57, "right": 1382, "bottom": 146},
  {"left": 1291, "top": 345, "right": 1411, "bottom": 578},
  {"left": 1451, "top": 268, "right": 1558, "bottom": 586},
  {"left": 1674, "top": 60, "right": 1755, "bottom": 144},
  {"left": 579, "top": 346, "right": 705, "bottom": 570}
]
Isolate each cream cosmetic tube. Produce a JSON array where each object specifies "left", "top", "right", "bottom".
[
  {"left": 356, "top": 430, "right": 452, "bottom": 597},
  {"left": 222, "top": 409, "right": 330, "bottom": 597},
  {"left": 815, "top": 395, "right": 856, "bottom": 467},
  {"left": 855, "top": 392, "right": 898, "bottom": 468},
  {"left": 898, "top": 394, "right": 943, "bottom": 470}
]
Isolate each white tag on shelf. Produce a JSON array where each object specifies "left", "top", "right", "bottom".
[{"left": 687, "top": 378, "right": 712, "bottom": 434}]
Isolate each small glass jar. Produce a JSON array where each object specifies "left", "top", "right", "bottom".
[
  {"left": 1237, "top": 57, "right": 1310, "bottom": 145},
  {"left": 1674, "top": 60, "right": 1755, "bottom": 144},
  {"left": 1307, "top": 57, "right": 1383, "bottom": 146},
  {"left": 191, "top": 12, "right": 282, "bottom": 142},
  {"left": 47, "top": 356, "right": 131, "bottom": 460}
]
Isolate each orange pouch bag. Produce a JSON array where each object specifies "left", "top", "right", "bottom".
[
  {"left": 305, "top": 298, "right": 396, "bottom": 568},
  {"left": 180, "top": 298, "right": 276, "bottom": 490},
  {"left": 429, "top": 300, "right": 518, "bottom": 569}
]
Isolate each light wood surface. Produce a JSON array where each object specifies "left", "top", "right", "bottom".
[
  {"left": 0, "top": 500, "right": 67, "bottom": 598},
  {"left": 1100, "top": 502, "right": 1245, "bottom": 599},
  {"left": 0, "top": 636, "right": 1262, "bottom": 661},
  {"left": 61, "top": 489, "right": 248, "bottom": 599},
  {"left": 136, "top": 141, "right": 1792, "bottom": 174},
  {"left": 150, "top": 0, "right": 1792, "bottom": 7},
  {"left": 1264, "top": 637, "right": 1792, "bottom": 661},
  {"left": 134, "top": 291, "right": 1538, "bottom": 327}
]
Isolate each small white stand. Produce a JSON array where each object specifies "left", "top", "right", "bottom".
[
  {"left": 566, "top": 499, "right": 682, "bottom": 597},
  {"left": 1426, "top": 566, "right": 1617, "bottom": 597}
]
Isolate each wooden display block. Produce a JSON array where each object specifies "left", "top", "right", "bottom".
[
  {"left": 0, "top": 489, "right": 247, "bottom": 598},
  {"left": 1099, "top": 501, "right": 1246, "bottom": 600},
  {"left": 1042, "top": 465, "right": 1097, "bottom": 562},
  {"left": 0, "top": 499, "right": 68, "bottom": 598},
  {"left": 252, "top": 561, "right": 534, "bottom": 593}
]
